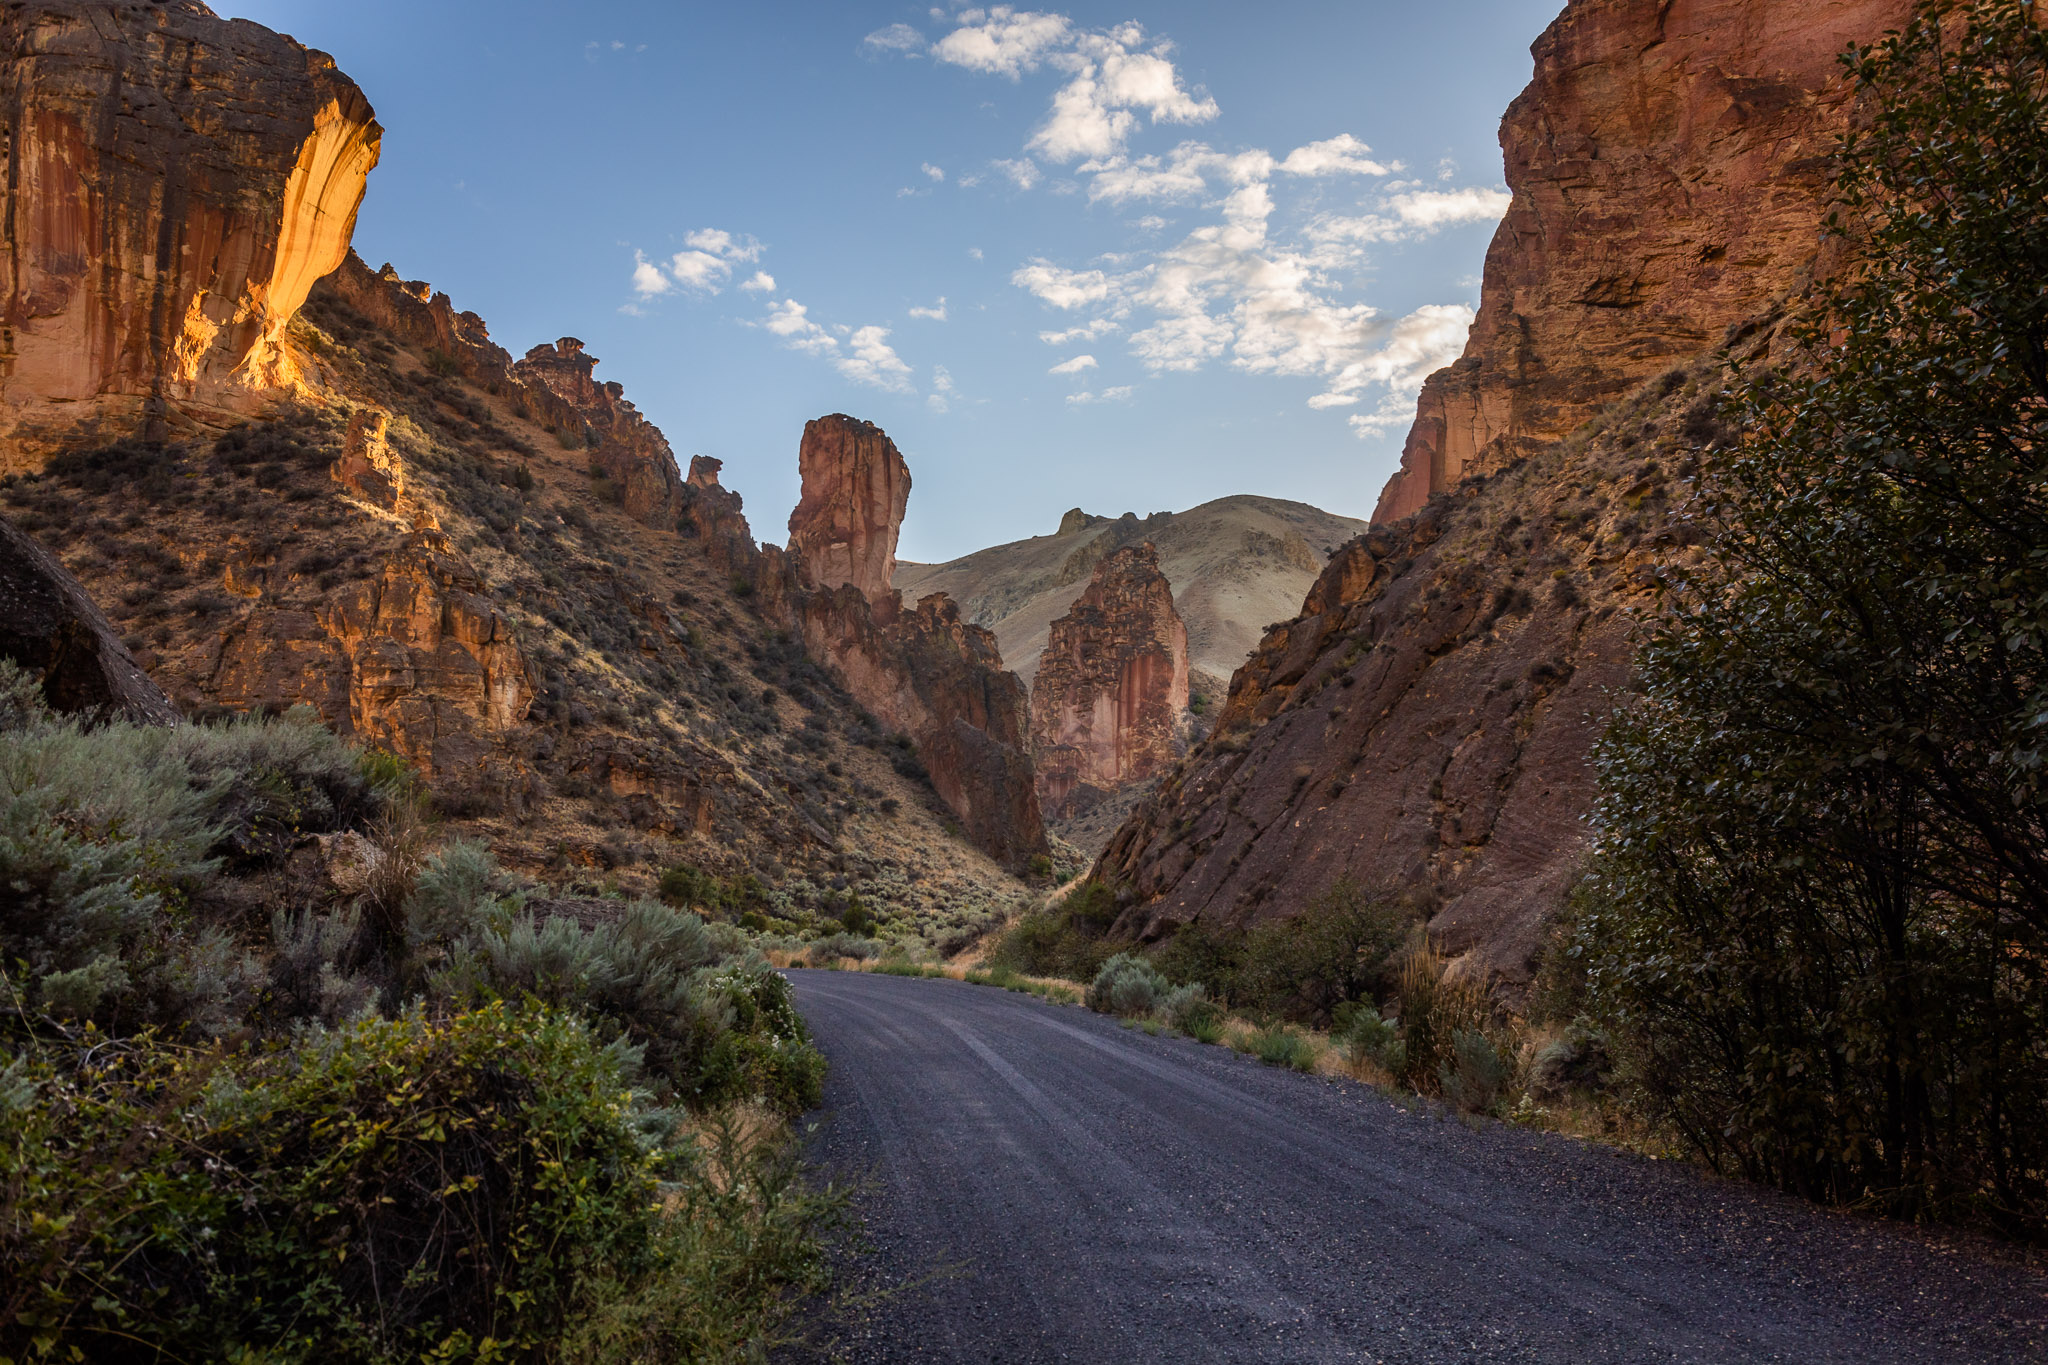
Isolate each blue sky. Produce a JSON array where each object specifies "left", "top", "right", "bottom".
[{"left": 215, "top": 1, "right": 1558, "bottom": 562}]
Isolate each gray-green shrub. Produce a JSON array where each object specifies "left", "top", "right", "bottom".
[{"left": 1087, "top": 952, "right": 1168, "bottom": 1017}]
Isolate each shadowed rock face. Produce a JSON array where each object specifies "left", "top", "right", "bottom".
[
  {"left": 1030, "top": 542, "right": 1189, "bottom": 820},
  {"left": 1374, "top": 0, "right": 1913, "bottom": 521},
  {"left": 1099, "top": 0, "right": 1922, "bottom": 982},
  {"left": 512, "top": 338, "right": 686, "bottom": 529},
  {"left": 789, "top": 414, "right": 911, "bottom": 604},
  {"left": 681, "top": 456, "right": 756, "bottom": 573},
  {"left": 0, "top": 511, "right": 176, "bottom": 724},
  {"left": 0, "top": 0, "right": 381, "bottom": 464}
]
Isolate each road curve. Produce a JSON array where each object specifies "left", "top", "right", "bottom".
[{"left": 788, "top": 970, "right": 2046, "bottom": 1365}]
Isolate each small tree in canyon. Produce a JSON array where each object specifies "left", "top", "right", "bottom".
[{"left": 1577, "top": 0, "right": 2048, "bottom": 1237}]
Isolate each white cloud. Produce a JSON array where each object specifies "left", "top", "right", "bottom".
[
  {"left": 631, "top": 253, "right": 672, "bottom": 297},
  {"left": 1012, "top": 259, "right": 1118, "bottom": 309},
  {"left": 863, "top": 23, "right": 926, "bottom": 56},
  {"left": 929, "top": 363, "right": 956, "bottom": 412},
  {"left": 991, "top": 157, "right": 1041, "bottom": 190},
  {"left": 1132, "top": 214, "right": 1167, "bottom": 231},
  {"left": 1066, "top": 385, "right": 1133, "bottom": 404},
  {"left": 683, "top": 228, "right": 762, "bottom": 262},
  {"left": 1278, "top": 134, "right": 1391, "bottom": 177},
  {"left": 909, "top": 297, "right": 949, "bottom": 321},
  {"left": 1040, "top": 317, "right": 1118, "bottom": 345},
  {"left": 968, "top": 246, "right": 985, "bottom": 260},
  {"left": 1388, "top": 186, "right": 1512, "bottom": 229},
  {"left": 760, "top": 298, "right": 916, "bottom": 394},
  {"left": 931, "top": 7, "right": 1072, "bottom": 78},
  {"left": 1349, "top": 393, "right": 1420, "bottom": 438},
  {"left": 739, "top": 270, "right": 775, "bottom": 292},
  {"left": 667, "top": 249, "right": 728, "bottom": 291},
  {"left": 1308, "top": 304, "right": 1475, "bottom": 411},
  {"left": 1049, "top": 353, "right": 1098, "bottom": 375},
  {"left": 922, "top": 162, "right": 946, "bottom": 182}
]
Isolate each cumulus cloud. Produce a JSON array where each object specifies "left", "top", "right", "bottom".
[
  {"left": 739, "top": 270, "right": 775, "bottom": 292},
  {"left": 931, "top": 7, "right": 1072, "bottom": 78},
  {"left": 1048, "top": 353, "right": 1098, "bottom": 375},
  {"left": 628, "top": 228, "right": 766, "bottom": 298},
  {"left": 992, "top": 157, "right": 1042, "bottom": 190},
  {"left": 1066, "top": 385, "right": 1133, "bottom": 404},
  {"left": 1012, "top": 260, "right": 1121, "bottom": 311},
  {"left": 922, "top": 162, "right": 946, "bottom": 182},
  {"left": 1040, "top": 317, "right": 1118, "bottom": 345},
  {"left": 909, "top": 296, "right": 949, "bottom": 320},
  {"left": 1277, "top": 133, "right": 1391, "bottom": 177},
  {"left": 1308, "top": 187, "right": 1513, "bottom": 254},
  {"left": 760, "top": 298, "right": 916, "bottom": 394},
  {"left": 929, "top": 363, "right": 956, "bottom": 413},
  {"left": 863, "top": 22, "right": 927, "bottom": 56},
  {"left": 631, "top": 253, "right": 672, "bottom": 297}
]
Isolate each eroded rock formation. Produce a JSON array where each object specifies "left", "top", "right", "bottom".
[
  {"left": 770, "top": 415, "right": 1046, "bottom": 866},
  {"left": 211, "top": 528, "right": 533, "bottom": 778},
  {"left": 1101, "top": 0, "right": 1921, "bottom": 980},
  {"left": 0, "top": 511, "right": 177, "bottom": 724},
  {"left": 788, "top": 415, "right": 911, "bottom": 603},
  {"left": 512, "top": 339, "right": 686, "bottom": 528},
  {"left": 1030, "top": 542, "right": 1189, "bottom": 819},
  {"left": 682, "top": 455, "right": 756, "bottom": 572},
  {"left": 0, "top": 0, "right": 381, "bottom": 465},
  {"left": 1374, "top": 0, "right": 1913, "bottom": 521}
]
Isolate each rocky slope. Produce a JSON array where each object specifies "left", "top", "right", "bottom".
[
  {"left": 1029, "top": 542, "right": 1189, "bottom": 822},
  {"left": 0, "top": 1, "right": 1034, "bottom": 947},
  {"left": 896, "top": 496, "right": 1366, "bottom": 701},
  {"left": 1096, "top": 0, "right": 1915, "bottom": 981},
  {"left": 1375, "top": 0, "right": 1912, "bottom": 521}
]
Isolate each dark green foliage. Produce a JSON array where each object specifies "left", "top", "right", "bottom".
[
  {"left": 1152, "top": 877, "right": 1414, "bottom": 1025},
  {"left": 0, "top": 1004, "right": 838, "bottom": 1363},
  {"left": 1578, "top": 1, "right": 2048, "bottom": 1236},
  {"left": 989, "top": 879, "right": 1124, "bottom": 981}
]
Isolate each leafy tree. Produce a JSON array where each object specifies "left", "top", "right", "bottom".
[{"left": 1576, "top": 0, "right": 2048, "bottom": 1236}]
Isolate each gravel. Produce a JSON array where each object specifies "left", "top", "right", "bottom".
[{"left": 786, "top": 970, "right": 2047, "bottom": 1364}]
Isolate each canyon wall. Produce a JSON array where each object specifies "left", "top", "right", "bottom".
[
  {"left": 1374, "top": 0, "right": 1913, "bottom": 521},
  {"left": 1099, "top": 0, "right": 1917, "bottom": 980},
  {"left": 1029, "top": 542, "right": 1189, "bottom": 820},
  {"left": 778, "top": 415, "right": 1046, "bottom": 867},
  {"left": 0, "top": 0, "right": 380, "bottom": 466}
]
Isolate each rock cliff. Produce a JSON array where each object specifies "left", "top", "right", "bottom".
[
  {"left": 1029, "top": 542, "right": 1189, "bottom": 820},
  {"left": 0, "top": 510, "right": 177, "bottom": 724},
  {"left": 788, "top": 415, "right": 911, "bottom": 604},
  {"left": 1099, "top": 0, "right": 1918, "bottom": 980},
  {"left": 511, "top": 338, "right": 686, "bottom": 529},
  {"left": 0, "top": 0, "right": 380, "bottom": 465},
  {"left": 1374, "top": 0, "right": 1913, "bottom": 521},
  {"left": 772, "top": 415, "right": 1047, "bottom": 867}
]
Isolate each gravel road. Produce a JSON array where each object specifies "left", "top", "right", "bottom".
[{"left": 788, "top": 969, "right": 2047, "bottom": 1365}]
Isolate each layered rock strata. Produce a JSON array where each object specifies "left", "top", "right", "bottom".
[
  {"left": 0, "top": 511, "right": 177, "bottom": 724},
  {"left": 1029, "top": 542, "right": 1189, "bottom": 819},
  {"left": 1374, "top": 0, "right": 1913, "bottom": 521},
  {"left": 0, "top": 0, "right": 381, "bottom": 464},
  {"left": 511, "top": 339, "right": 686, "bottom": 528},
  {"left": 681, "top": 455, "right": 756, "bottom": 572}
]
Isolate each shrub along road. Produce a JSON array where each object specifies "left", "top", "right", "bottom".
[{"left": 788, "top": 970, "right": 2045, "bottom": 1364}]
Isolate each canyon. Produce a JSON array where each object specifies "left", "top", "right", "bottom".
[{"left": 1093, "top": 0, "right": 1921, "bottom": 980}]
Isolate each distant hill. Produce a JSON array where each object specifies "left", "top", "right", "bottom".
[{"left": 895, "top": 496, "right": 1369, "bottom": 699}]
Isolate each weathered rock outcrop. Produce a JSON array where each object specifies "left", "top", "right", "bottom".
[
  {"left": 1030, "top": 542, "right": 1189, "bottom": 819},
  {"left": 512, "top": 338, "right": 686, "bottom": 528},
  {"left": 0, "top": 0, "right": 381, "bottom": 465},
  {"left": 773, "top": 416, "right": 1046, "bottom": 866},
  {"left": 211, "top": 528, "right": 532, "bottom": 778},
  {"left": 788, "top": 415, "right": 911, "bottom": 604},
  {"left": 1101, "top": 0, "right": 1922, "bottom": 980},
  {"left": 681, "top": 456, "right": 756, "bottom": 572},
  {"left": 0, "top": 511, "right": 176, "bottom": 724},
  {"left": 1374, "top": 0, "right": 1913, "bottom": 521}
]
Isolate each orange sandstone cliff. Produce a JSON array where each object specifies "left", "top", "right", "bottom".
[
  {"left": 1375, "top": 0, "right": 1912, "bottom": 521},
  {"left": 1097, "top": 0, "right": 1915, "bottom": 980},
  {"left": 1029, "top": 542, "right": 1189, "bottom": 820},
  {"left": 0, "top": 0, "right": 380, "bottom": 465}
]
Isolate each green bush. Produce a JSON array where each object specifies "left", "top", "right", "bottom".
[
  {"left": 1086, "top": 952, "right": 1168, "bottom": 1017},
  {"left": 1247, "top": 1025, "right": 1320, "bottom": 1073},
  {"left": 2, "top": 1003, "right": 839, "bottom": 1363},
  {"left": 1390, "top": 947, "right": 1495, "bottom": 1094},
  {"left": 1440, "top": 1029, "right": 1510, "bottom": 1114},
  {"left": 1152, "top": 877, "right": 1414, "bottom": 1024},
  {"left": 1577, "top": 0, "right": 2048, "bottom": 1235},
  {"left": 1159, "top": 981, "right": 1221, "bottom": 1036},
  {"left": 1334, "top": 1005, "right": 1407, "bottom": 1076},
  {"left": 989, "top": 880, "right": 1124, "bottom": 981}
]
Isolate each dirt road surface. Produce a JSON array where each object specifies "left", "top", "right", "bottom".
[{"left": 789, "top": 970, "right": 2046, "bottom": 1364}]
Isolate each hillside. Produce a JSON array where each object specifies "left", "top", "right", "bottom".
[
  {"left": 895, "top": 496, "right": 1368, "bottom": 702},
  {"left": 1093, "top": 0, "right": 1917, "bottom": 982}
]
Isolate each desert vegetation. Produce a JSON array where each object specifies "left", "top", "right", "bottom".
[{"left": 0, "top": 665, "right": 839, "bottom": 1360}]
